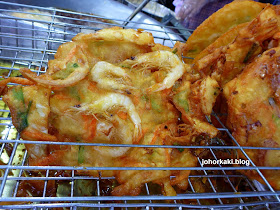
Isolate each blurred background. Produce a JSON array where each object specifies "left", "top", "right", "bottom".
[{"left": 7, "top": 0, "right": 280, "bottom": 32}]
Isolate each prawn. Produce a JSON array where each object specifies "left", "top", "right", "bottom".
[
  {"left": 0, "top": 77, "right": 34, "bottom": 86},
  {"left": 77, "top": 93, "right": 142, "bottom": 140},
  {"left": 94, "top": 118, "right": 133, "bottom": 157},
  {"left": 196, "top": 6, "right": 279, "bottom": 86},
  {"left": 132, "top": 51, "right": 186, "bottom": 92},
  {"left": 90, "top": 61, "right": 133, "bottom": 91},
  {"left": 20, "top": 45, "right": 89, "bottom": 88}
]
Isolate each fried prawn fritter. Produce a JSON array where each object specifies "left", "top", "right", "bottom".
[
  {"left": 20, "top": 45, "right": 89, "bottom": 88},
  {"left": 50, "top": 27, "right": 155, "bottom": 70},
  {"left": 224, "top": 47, "right": 280, "bottom": 189},
  {"left": 172, "top": 77, "right": 219, "bottom": 139},
  {"left": 122, "top": 50, "right": 187, "bottom": 92},
  {"left": 170, "top": 5, "right": 280, "bottom": 142},
  {"left": 112, "top": 122, "right": 198, "bottom": 196},
  {"left": 0, "top": 25, "right": 206, "bottom": 196},
  {"left": 2, "top": 85, "right": 54, "bottom": 164},
  {"left": 196, "top": 5, "right": 280, "bottom": 87},
  {"left": 193, "top": 22, "right": 249, "bottom": 64},
  {"left": 181, "top": 0, "right": 264, "bottom": 62},
  {"left": 0, "top": 24, "right": 225, "bottom": 197},
  {"left": 90, "top": 61, "right": 133, "bottom": 92}
]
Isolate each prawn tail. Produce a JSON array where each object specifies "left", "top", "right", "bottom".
[
  {"left": 147, "top": 83, "right": 165, "bottom": 93},
  {"left": 133, "top": 125, "right": 142, "bottom": 143}
]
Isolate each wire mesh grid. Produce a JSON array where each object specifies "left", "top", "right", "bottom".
[{"left": 0, "top": 0, "right": 279, "bottom": 209}]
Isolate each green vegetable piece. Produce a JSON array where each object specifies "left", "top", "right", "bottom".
[
  {"left": 188, "top": 48, "right": 198, "bottom": 53},
  {"left": 172, "top": 48, "right": 178, "bottom": 54},
  {"left": 12, "top": 86, "right": 24, "bottom": 103},
  {"left": 78, "top": 145, "right": 85, "bottom": 164},
  {"left": 173, "top": 143, "right": 184, "bottom": 152},
  {"left": 95, "top": 41, "right": 104, "bottom": 46},
  {"left": 178, "top": 98, "right": 189, "bottom": 112},
  {"left": 51, "top": 62, "right": 77, "bottom": 80},
  {"left": 120, "top": 65, "right": 130, "bottom": 68},
  {"left": 12, "top": 86, "right": 33, "bottom": 132},
  {"left": 272, "top": 114, "right": 280, "bottom": 127},
  {"left": 243, "top": 43, "right": 258, "bottom": 63},
  {"left": 74, "top": 179, "right": 96, "bottom": 196},
  {"left": 56, "top": 183, "right": 71, "bottom": 197},
  {"left": 172, "top": 81, "right": 180, "bottom": 91},
  {"left": 151, "top": 97, "right": 162, "bottom": 113},
  {"left": 175, "top": 90, "right": 189, "bottom": 113},
  {"left": 141, "top": 94, "right": 148, "bottom": 101},
  {"left": 18, "top": 101, "right": 33, "bottom": 133},
  {"left": 68, "top": 86, "right": 81, "bottom": 101}
]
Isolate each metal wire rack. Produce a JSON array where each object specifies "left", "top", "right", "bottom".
[{"left": 0, "top": 0, "right": 279, "bottom": 209}]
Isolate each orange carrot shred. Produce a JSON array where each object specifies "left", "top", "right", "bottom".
[
  {"left": 117, "top": 111, "right": 128, "bottom": 120},
  {"left": 82, "top": 114, "right": 97, "bottom": 142},
  {"left": 134, "top": 127, "right": 148, "bottom": 144},
  {"left": 165, "top": 148, "right": 171, "bottom": 167},
  {"left": 150, "top": 128, "right": 160, "bottom": 145}
]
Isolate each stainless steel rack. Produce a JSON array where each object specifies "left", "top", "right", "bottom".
[{"left": 0, "top": 0, "right": 279, "bottom": 209}]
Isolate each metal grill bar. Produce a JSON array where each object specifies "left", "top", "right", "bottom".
[
  {"left": 197, "top": 157, "right": 224, "bottom": 205},
  {"left": 0, "top": 1, "right": 193, "bottom": 32},
  {"left": 0, "top": 141, "right": 18, "bottom": 196},
  {"left": 0, "top": 31, "right": 183, "bottom": 49},
  {"left": 0, "top": 15, "right": 189, "bottom": 41},
  {"left": 213, "top": 113, "right": 280, "bottom": 203},
  {"left": 0, "top": 0, "right": 279, "bottom": 209},
  {"left": 208, "top": 147, "right": 248, "bottom": 209},
  {"left": 0, "top": 139, "right": 279, "bottom": 150},
  {"left": 0, "top": 34, "right": 67, "bottom": 46},
  {"left": 1, "top": 201, "right": 279, "bottom": 209},
  {"left": 37, "top": 9, "right": 55, "bottom": 72},
  {"left": 0, "top": 174, "right": 249, "bottom": 181},
  {"left": 188, "top": 177, "right": 201, "bottom": 205},
  {"left": 12, "top": 149, "right": 28, "bottom": 197},
  {"left": 0, "top": 192, "right": 279, "bottom": 202},
  {"left": 1, "top": 165, "right": 279, "bottom": 171},
  {"left": 0, "top": 56, "right": 48, "bottom": 63}
]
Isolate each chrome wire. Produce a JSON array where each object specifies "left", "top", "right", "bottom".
[{"left": 0, "top": 0, "right": 279, "bottom": 209}]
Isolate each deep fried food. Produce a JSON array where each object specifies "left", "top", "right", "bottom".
[
  {"left": 20, "top": 45, "right": 89, "bottom": 88},
  {"left": 0, "top": 28, "right": 211, "bottom": 196},
  {"left": 51, "top": 26, "right": 155, "bottom": 69},
  {"left": 170, "top": 5, "right": 279, "bottom": 143},
  {"left": 90, "top": 61, "right": 133, "bottom": 91},
  {"left": 172, "top": 78, "right": 219, "bottom": 138},
  {"left": 3, "top": 0, "right": 279, "bottom": 197},
  {"left": 193, "top": 22, "right": 249, "bottom": 64},
  {"left": 196, "top": 5, "right": 280, "bottom": 87},
  {"left": 174, "top": 5, "right": 280, "bottom": 139},
  {"left": 224, "top": 47, "right": 280, "bottom": 189},
  {"left": 122, "top": 50, "right": 187, "bottom": 92},
  {"left": 112, "top": 122, "right": 198, "bottom": 196},
  {"left": 182, "top": 0, "right": 264, "bottom": 62},
  {"left": 2, "top": 85, "right": 53, "bottom": 162}
]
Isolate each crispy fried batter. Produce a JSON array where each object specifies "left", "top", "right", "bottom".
[
  {"left": 4, "top": 2, "right": 280, "bottom": 196},
  {"left": 193, "top": 22, "right": 249, "bottom": 64},
  {"left": 224, "top": 47, "right": 280, "bottom": 189},
  {"left": 21, "top": 45, "right": 89, "bottom": 88},
  {"left": 182, "top": 0, "right": 265, "bottom": 62},
  {"left": 112, "top": 122, "right": 198, "bottom": 196},
  {"left": 0, "top": 27, "right": 205, "bottom": 196},
  {"left": 196, "top": 6, "right": 280, "bottom": 87},
  {"left": 2, "top": 85, "right": 52, "bottom": 163},
  {"left": 172, "top": 78, "right": 219, "bottom": 139}
]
